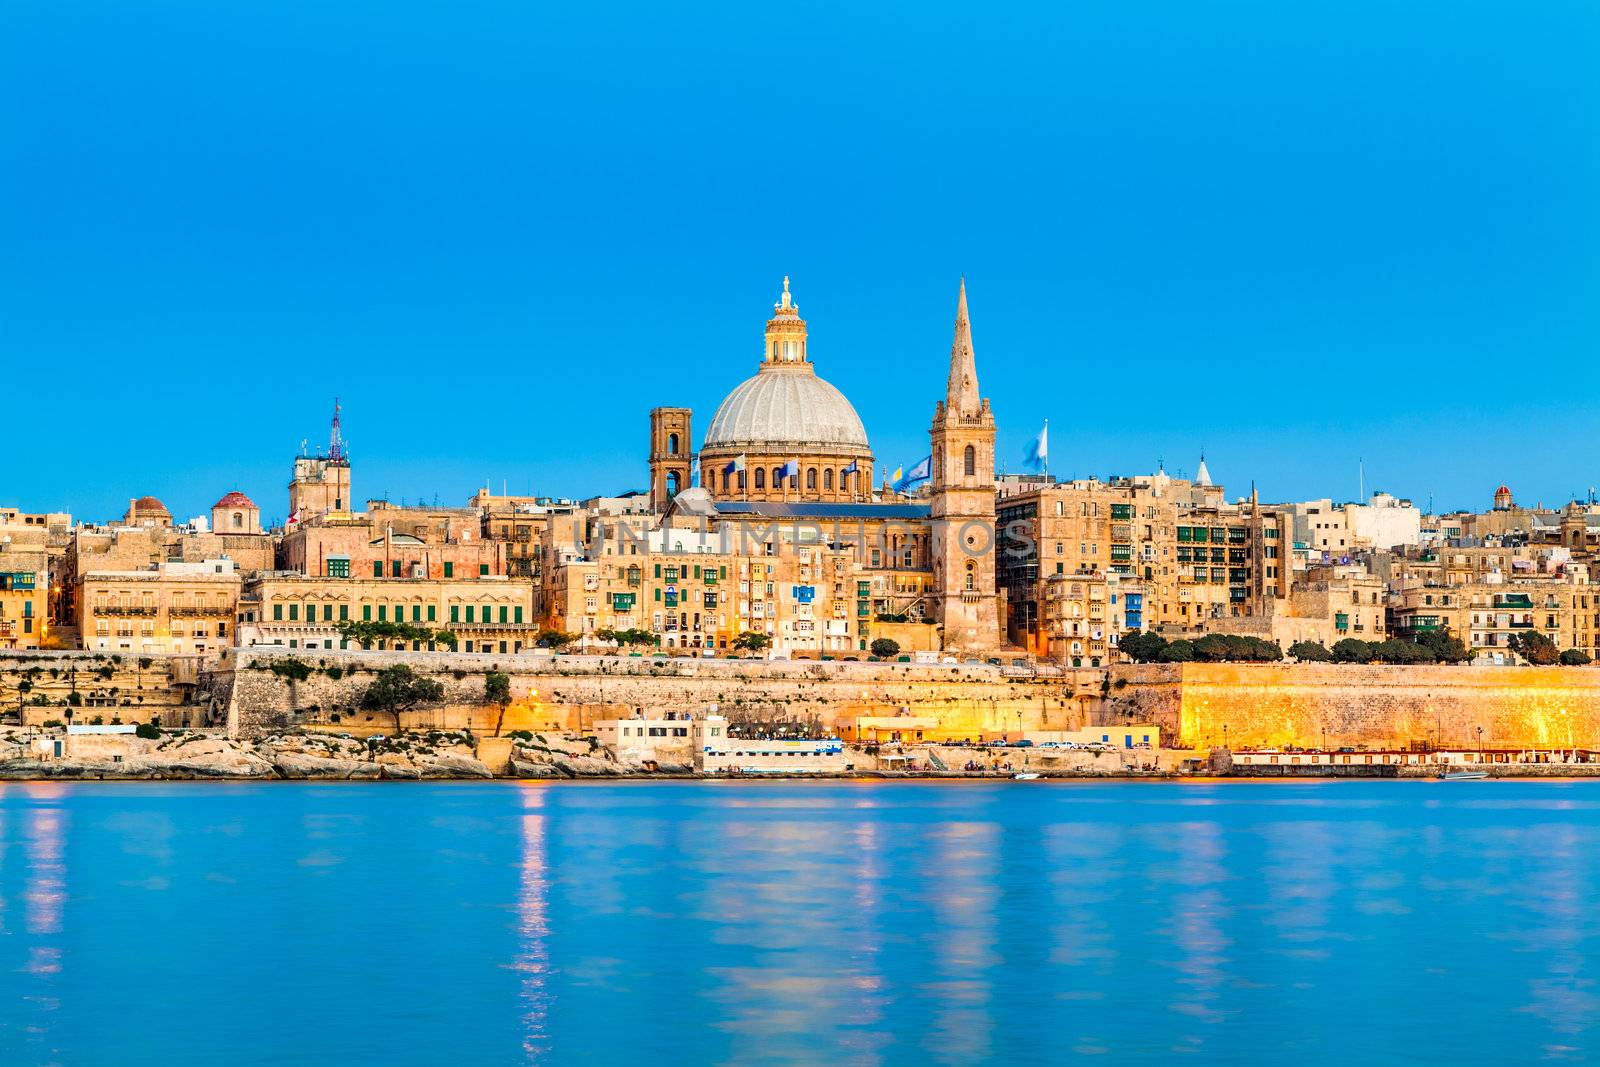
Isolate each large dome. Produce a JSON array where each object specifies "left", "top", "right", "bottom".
[{"left": 704, "top": 365, "right": 869, "bottom": 449}]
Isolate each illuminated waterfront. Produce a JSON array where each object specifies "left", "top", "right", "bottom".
[{"left": 2, "top": 780, "right": 1598, "bottom": 1064}]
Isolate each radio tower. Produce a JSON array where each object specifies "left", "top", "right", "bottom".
[{"left": 328, "top": 398, "right": 347, "bottom": 464}]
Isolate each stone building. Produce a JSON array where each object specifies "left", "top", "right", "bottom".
[
  {"left": 237, "top": 574, "right": 537, "bottom": 654},
  {"left": 694, "top": 279, "right": 876, "bottom": 503},
  {"left": 0, "top": 521, "right": 49, "bottom": 649},
  {"left": 929, "top": 280, "right": 1001, "bottom": 652},
  {"left": 80, "top": 558, "right": 240, "bottom": 656}
]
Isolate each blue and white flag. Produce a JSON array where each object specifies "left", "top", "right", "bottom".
[
  {"left": 722, "top": 453, "right": 746, "bottom": 475},
  {"left": 894, "top": 455, "right": 932, "bottom": 491},
  {"left": 1025, "top": 420, "right": 1048, "bottom": 471},
  {"left": 778, "top": 459, "right": 800, "bottom": 481},
  {"left": 842, "top": 460, "right": 859, "bottom": 475},
  {"left": 690, "top": 456, "right": 701, "bottom": 487}
]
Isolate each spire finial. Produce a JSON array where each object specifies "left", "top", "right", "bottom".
[
  {"left": 777, "top": 275, "right": 793, "bottom": 311},
  {"left": 946, "top": 277, "right": 979, "bottom": 413}
]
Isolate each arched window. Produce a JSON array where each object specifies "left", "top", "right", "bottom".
[
  {"left": 963, "top": 445, "right": 976, "bottom": 477},
  {"left": 666, "top": 471, "right": 681, "bottom": 497},
  {"left": 806, "top": 468, "right": 817, "bottom": 490},
  {"left": 823, "top": 468, "right": 834, "bottom": 491},
  {"left": 737, "top": 470, "right": 747, "bottom": 490},
  {"left": 772, "top": 466, "right": 784, "bottom": 488},
  {"left": 231, "top": 512, "right": 243, "bottom": 529},
  {"left": 667, "top": 432, "right": 680, "bottom": 454},
  {"left": 754, "top": 468, "right": 766, "bottom": 489},
  {"left": 965, "top": 561, "right": 976, "bottom": 591}
]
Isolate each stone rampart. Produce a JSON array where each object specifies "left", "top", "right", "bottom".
[
  {"left": 0, "top": 649, "right": 213, "bottom": 728},
  {"left": 216, "top": 648, "right": 1104, "bottom": 739},
  {"left": 1101, "top": 662, "right": 1600, "bottom": 750}
]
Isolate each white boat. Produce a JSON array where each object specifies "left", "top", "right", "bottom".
[
  {"left": 1013, "top": 772, "right": 1041, "bottom": 781},
  {"left": 1439, "top": 771, "right": 1489, "bottom": 781}
]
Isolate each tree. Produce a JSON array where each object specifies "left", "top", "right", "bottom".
[
  {"left": 336, "top": 619, "right": 454, "bottom": 649},
  {"left": 733, "top": 631, "right": 772, "bottom": 654},
  {"left": 361, "top": 665, "right": 445, "bottom": 733},
  {"left": 1119, "top": 631, "right": 1168, "bottom": 663},
  {"left": 1157, "top": 639, "right": 1195, "bottom": 663},
  {"left": 1414, "top": 628, "right": 1471, "bottom": 664},
  {"left": 535, "top": 629, "right": 576, "bottom": 650},
  {"left": 1331, "top": 638, "right": 1374, "bottom": 664},
  {"left": 485, "top": 671, "right": 513, "bottom": 735},
  {"left": 869, "top": 637, "right": 900, "bottom": 659},
  {"left": 1288, "top": 640, "right": 1332, "bottom": 662},
  {"left": 1509, "top": 630, "right": 1560, "bottom": 666},
  {"left": 1560, "top": 648, "right": 1592, "bottom": 666}
]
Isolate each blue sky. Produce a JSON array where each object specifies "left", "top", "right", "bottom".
[{"left": 3, "top": 1, "right": 1595, "bottom": 523}]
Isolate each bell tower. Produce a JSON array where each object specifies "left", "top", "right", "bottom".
[
  {"left": 929, "top": 280, "right": 1001, "bottom": 651},
  {"left": 649, "top": 407, "right": 693, "bottom": 511}
]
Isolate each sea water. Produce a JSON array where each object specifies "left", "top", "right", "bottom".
[{"left": 1, "top": 779, "right": 1596, "bottom": 1065}]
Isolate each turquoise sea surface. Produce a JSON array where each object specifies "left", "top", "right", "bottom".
[{"left": 2, "top": 779, "right": 1597, "bottom": 1065}]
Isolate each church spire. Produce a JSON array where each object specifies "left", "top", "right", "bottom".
[{"left": 946, "top": 278, "right": 980, "bottom": 414}]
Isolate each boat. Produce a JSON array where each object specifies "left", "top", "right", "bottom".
[
  {"left": 1439, "top": 771, "right": 1489, "bottom": 781},
  {"left": 1013, "top": 772, "right": 1041, "bottom": 781}
]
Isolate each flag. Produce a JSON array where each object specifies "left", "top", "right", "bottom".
[
  {"left": 889, "top": 465, "right": 903, "bottom": 484},
  {"left": 1025, "top": 420, "right": 1048, "bottom": 471},
  {"left": 778, "top": 459, "right": 800, "bottom": 481},
  {"left": 690, "top": 456, "right": 701, "bottom": 487},
  {"left": 842, "top": 460, "right": 859, "bottom": 475},
  {"left": 722, "top": 454, "right": 746, "bottom": 475},
  {"left": 287, "top": 509, "right": 301, "bottom": 526},
  {"left": 894, "top": 455, "right": 931, "bottom": 492}
]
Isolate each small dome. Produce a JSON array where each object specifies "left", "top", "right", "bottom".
[
  {"left": 213, "top": 491, "right": 256, "bottom": 509},
  {"left": 132, "top": 496, "right": 170, "bottom": 516},
  {"left": 704, "top": 365, "right": 869, "bottom": 449}
]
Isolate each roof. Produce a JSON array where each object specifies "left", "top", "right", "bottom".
[
  {"left": 213, "top": 491, "right": 257, "bottom": 509},
  {"left": 132, "top": 495, "right": 170, "bottom": 514},
  {"left": 711, "top": 500, "right": 931, "bottom": 521},
  {"left": 704, "top": 363, "right": 869, "bottom": 449}
]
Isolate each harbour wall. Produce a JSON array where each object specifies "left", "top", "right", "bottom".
[
  {"left": 214, "top": 648, "right": 1105, "bottom": 738},
  {"left": 1100, "top": 662, "right": 1600, "bottom": 750}
]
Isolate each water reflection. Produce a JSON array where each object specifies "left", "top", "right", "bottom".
[
  {"left": 0, "top": 781, "right": 1599, "bottom": 1065},
  {"left": 514, "top": 784, "right": 550, "bottom": 1061}
]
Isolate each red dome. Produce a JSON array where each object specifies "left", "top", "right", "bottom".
[
  {"left": 213, "top": 491, "right": 257, "bottom": 509},
  {"left": 1495, "top": 484, "right": 1511, "bottom": 496},
  {"left": 132, "top": 495, "right": 170, "bottom": 515}
]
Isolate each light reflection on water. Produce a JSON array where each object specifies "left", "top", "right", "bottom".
[{"left": 1, "top": 780, "right": 1599, "bottom": 1064}]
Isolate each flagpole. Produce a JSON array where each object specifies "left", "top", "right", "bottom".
[{"left": 1043, "top": 419, "right": 1049, "bottom": 480}]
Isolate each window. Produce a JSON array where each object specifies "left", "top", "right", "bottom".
[
  {"left": 668, "top": 432, "right": 680, "bottom": 454},
  {"left": 327, "top": 558, "right": 349, "bottom": 578},
  {"left": 450, "top": 605, "right": 460, "bottom": 623},
  {"left": 273, "top": 604, "right": 283, "bottom": 621},
  {"left": 427, "top": 605, "right": 436, "bottom": 622},
  {"left": 963, "top": 445, "right": 976, "bottom": 476},
  {"left": 373, "top": 562, "right": 383, "bottom": 578},
  {"left": 755, "top": 468, "right": 766, "bottom": 489},
  {"left": 479, "top": 564, "right": 489, "bottom": 576},
  {"left": 231, "top": 512, "right": 243, "bottom": 529},
  {"left": 443, "top": 562, "right": 454, "bottom": 578},
  {"left": 340, "top": 605, "right": 349, "bottom": 621},
  {"left": 288, "top": 604, "right": 299, "bottom": 621},
  {"left": 824, "top": 469, "right": 833, "bottom": 491},
  {"left": 514, "top": 607, "right": 523, "bottom": 624},
  {"left": 806, "top": 468, "right": 817, "bottom": 490}
]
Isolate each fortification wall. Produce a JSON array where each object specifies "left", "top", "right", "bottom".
[
  {"left": 216, "top": 648, "right": 1105, "bottom": 738},
  {"left": 0, "top": 649, "right": 214, "bottom": 728},
  {"left": 1101, "top": 662, "right": 1600, "bottom": 750}
]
